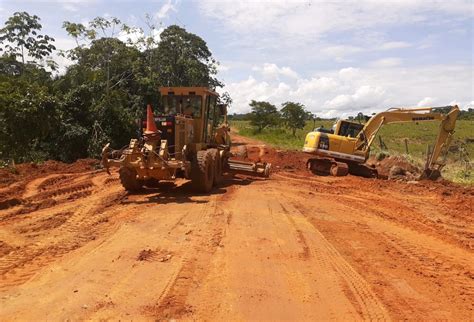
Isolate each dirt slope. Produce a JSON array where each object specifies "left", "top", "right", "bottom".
[{"left": 0, "top": 135, "right": 473, "bottom": 320}]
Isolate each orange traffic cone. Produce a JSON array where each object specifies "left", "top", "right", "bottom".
[{"left": 144, "top": 104, "right": 158, "bottom": 134}]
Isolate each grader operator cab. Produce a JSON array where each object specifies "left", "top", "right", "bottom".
[
  {"left": 303, "top": 105, "right": 460, "bottom": 179},
  {"left": 102, "top": 87, "right": 271, "bottom": 192}
]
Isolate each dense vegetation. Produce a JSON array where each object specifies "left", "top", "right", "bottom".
[{"left": 0, "top": 12, "right": 223, "bottom": 163}]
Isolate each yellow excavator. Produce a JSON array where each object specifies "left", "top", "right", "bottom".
[{"left": 303, "top": 105, "right": 460, "bottom": 179}]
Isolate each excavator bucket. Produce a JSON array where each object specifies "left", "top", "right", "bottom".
[{"left": 421, "top": 168, "right": 441, "bottom": 180}]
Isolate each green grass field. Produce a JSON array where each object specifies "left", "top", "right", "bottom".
[{"left": 232, "top": 119, "right": 474, "bottom": 184}]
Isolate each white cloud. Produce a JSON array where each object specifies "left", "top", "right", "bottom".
[
  {"left": 417, "top": 34, "right": 438, "bottom": 49},
  {"left": 448, "top": 100, "right": 461, "bottom": 106},
  {"left": 199, "top": 0, "right": 473, "bottom": 38},
  {"left": 321, "top": 45, "right": 364, "bottom": 58},
  {"left": 222, "top": 76, "right": 294, "bottom": 112},
  {"left": 222, "top": 64, "right": 473, "bottom": 117},
  {"left": 324, "top": 85, "right": 386, "bottom": 111},
  {"left": 62, "top": 4, "right": 79, "bottom": 12},
  {"left": 338, "top": 67, "right": 360, "bottom": 79},
  {"left": 117, "top": 27, "right": 164, "bottom": 50},
  {"left": 253, "top": 63, "right": 298, "bottom": 80},
  {"left": 318, "top": 42, "right": 411, "bottom": 63},
  {"left": 155, "top": 0, "right": 177, "bottom": 20},
  {"left": 199, "top": 0, "right": 472, "bottom": 66},
  {"left": 56, "top": 0, "right": 97, "bottom": 12},
  {"left": 379, "top": 41, "right": 411, "bottom": 50},
  {"left": 292, "top": 77, "right": 339, "bottom": 96},
  {"left": 216, "top": 63, "right": 230, "bottom": 73},
  {"left": 51, "top": 37, "right": 77, "bottom": 74},
  {"left": 417, "top": 97, "right": 437, "bottom": 107},
  {"left": 370, "top": 57, "right": 403, "bottom": 68}
]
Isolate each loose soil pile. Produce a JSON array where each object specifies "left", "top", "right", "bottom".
[
  {"left": 232, "top": 145, "right": 308, "bottom": 174},
  {"left": 0, "top": 159, "right": 99, "bottom": 188},
  {"left": 368, "top": 155, "right": 422, "bottom": 180},
  {"left": 0, "top": 159, "right": 100, "bottom": 210}
]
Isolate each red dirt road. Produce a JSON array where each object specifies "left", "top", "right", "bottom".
[{"left": 0, "top": 135, "right": 473, "bottom": 320}]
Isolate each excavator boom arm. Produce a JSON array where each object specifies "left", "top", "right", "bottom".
[
  {"left": 427, "top": 107, "right": 459, "bottom": 169},
  {"left": 356, "top": 105, "right": 460, "bottom": 170}
]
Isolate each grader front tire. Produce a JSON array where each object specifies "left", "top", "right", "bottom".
[
  {"left": 191, "top": 150, "right": 215, "bottom": 193},
  {"left": 209, "top": 149, "right": 223, "bottom": 186},
  {"left": 119, "top": 167, "right": 143, "bottom": 192}
]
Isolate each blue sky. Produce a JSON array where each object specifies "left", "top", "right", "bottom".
[{"left": 1, "top": 0, "right": 473, "bottom": 116}]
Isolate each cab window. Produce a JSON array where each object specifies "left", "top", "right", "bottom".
[
  {"left": 162, "top": 95, "right": 202, "bottom": 116},
  {"left": 206, "top": 96, "right": 217, "bottom": 141},
  {"left": 338, "top": 121, "right": 364, "bottom": 138}
]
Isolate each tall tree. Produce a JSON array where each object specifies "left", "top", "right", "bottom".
[
  {"left": 56, "top": 36, "right": 146, "bottom": 159},
  {"left": 60, "top": 16, "right": 157, "bottom": 159},
  {"left": 152, "top": 25, "right": 222, "bottom": 88},
  {"left": 0, "top": 11, "right": 56, "bottom": 69},
  {"left": 280, "top": 102, "right": 308, "bottom": 136},
  {"left": 249, "top": 100, "right": 279, "bottom": 133},
  {"left": 0, "top": 75, "right": 59, "bottom": 162}
]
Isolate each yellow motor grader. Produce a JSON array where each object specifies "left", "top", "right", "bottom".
[
  {"left": 102, "top": 87, "right": 271, "bottom": 192},
  {"left": 303, "top": 105, "right": 460, "bottom": 179}
]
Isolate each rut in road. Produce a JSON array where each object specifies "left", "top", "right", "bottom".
[
  {"left": 183, "top": 181, "right": 390, "bottom": 321},
  {"left": 274, "top": 190, "right": 390, "bottom": 321},
  {"left": 0, "top": 172, "right": 128, "bottom": 290},
  {"left": 276, "top": 174, "right": 474, "bottom": 320},
  {"left": 143, "top": 187, "right": 235, "bottom": 319}
]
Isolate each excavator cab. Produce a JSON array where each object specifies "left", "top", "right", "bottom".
[{"left": 336, "top": 121, "right": 364, "bottom": 138}]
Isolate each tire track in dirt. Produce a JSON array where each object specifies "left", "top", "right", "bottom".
[
  {"left": 275, "top": 192, "right": 390, "bottom": 321},
  {"left": 186, "top": 181, "right": 389, "bottom": 320},
  {"left": 142, "top": 187, "right": 234, "bottom": 319},
  {"left": 22, "top": 174, "right": 77, "bottom": 199},
  {"left": 280, "top": 178, "right": 473, "bottom": 320},
  {"left": 275, "top": 171, "right": 473, "bottom": 251},
  {"left": 0, "top": 172, "right": 130, "bottom": 290},
  {"left": 0, "top": 174, "right": 97, "bottom": 222}
]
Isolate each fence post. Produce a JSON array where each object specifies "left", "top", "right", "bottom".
[{"left": 404, "top": 138, "right": 409, "bottom": 154}]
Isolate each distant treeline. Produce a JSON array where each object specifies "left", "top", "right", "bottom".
[
  {"left": 458, "top": 109, "right": 474, "bottom": 120},
  {"left": 230, "top": 108, "right": 474, "bottom": 122}
]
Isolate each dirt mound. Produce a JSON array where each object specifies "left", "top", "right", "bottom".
[
  {"left": 368, "top": 155, "right": 421, "bottom": 180},
  {"left": 231, "top": 145, "right": 308, "bottom": 174},
  {"left": 0, "top": 159, "right": 99, "bottom": 188}
]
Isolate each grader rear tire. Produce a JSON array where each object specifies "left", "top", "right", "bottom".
[
  {"left": 191, "top": 150, "right": 215, "bottom": 193},
  {"left": 119, "top": 167, "right": 143, "bottom": 191},
  {"left": 209, "top": 149, "right": 223, "bottom": 186}
]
